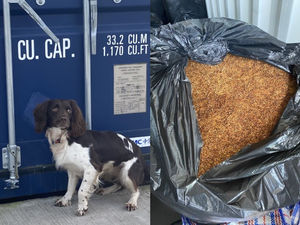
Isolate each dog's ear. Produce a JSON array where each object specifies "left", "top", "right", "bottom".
[
  {"left": 34, "top": 100, "right": 50, "bottom": 133},
  {"left": 69, "top": 100, "right": 86, "bottom": 138}
]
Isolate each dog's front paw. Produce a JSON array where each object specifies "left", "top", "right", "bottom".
[
  {"left": 125, "top": 202, "right": 137, "bottom": 211},
  {"left": 77, "top": 207, "right": 88, "bottom": 216},
  {"left": 54, "top": 198, "right": 71, "bottom": 207}
]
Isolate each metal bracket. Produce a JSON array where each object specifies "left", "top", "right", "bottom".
[
  {"left": 2, "top": 145, "right": 21, "bottom": 169},
  {"left": 90, "top": 0, "right": 97, "bottom": 55},
  {"left": 2, "top": 145, "right": 21, "bottom": 189}
]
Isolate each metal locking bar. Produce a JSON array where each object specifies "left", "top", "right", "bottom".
[
  {"left": 2, "top": 0, "right": 58, "bottom": 189},
  {"left": 83, "top": 0, "right": 92, "bottom": 129},
  {"left": 2, "top": 0, "right": 19, "bottom": 190},
  {"left": 83, "top": 0, "right": 98, "bottom": 130},
  {"left": 83, "top": 0, "right": 100, "bottom": 129}
]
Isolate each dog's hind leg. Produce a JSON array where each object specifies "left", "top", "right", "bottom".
[
  {"left": 120, "top": 157, "right": 144, "bottom": 211},
  {"left": 77, "top": 166, "right": 99, "bottom": 216},
  {"left": 55, "top": 171, "right": 78, "bottom": 207}
]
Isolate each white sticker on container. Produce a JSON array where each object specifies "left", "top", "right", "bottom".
[
  {"left": 130, "top": 136, "right": 150, "bottom": 148},
  {"left": 114, "top": 63, "right": 147, "bottom": 115}
]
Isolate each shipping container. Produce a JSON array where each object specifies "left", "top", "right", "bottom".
[{"left": 0, "top": 0, "right": 150, "bottom": 201}]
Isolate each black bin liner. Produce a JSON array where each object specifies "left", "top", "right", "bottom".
[
  {"left": 150, "top": 18, "right": 300, "bottom": 223},
  {"left": 151, "top": 0, "right": 207, "bottom": 27},
  {"left": 151, "top": 0, "right": 168, "bottom": 27},
  {"left": 163, "top": 0, "right": 207, "bottom": 24}
]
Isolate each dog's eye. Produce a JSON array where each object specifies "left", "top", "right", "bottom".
[
  {"left": 67, "top": 108, "right": 72, "bottom": 114},
  {"left": 52, "top": 107, "right": 58, "bottom": 112}
]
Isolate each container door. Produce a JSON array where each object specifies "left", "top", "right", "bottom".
[
  {"left": 91, "top": 0, "right": 150, "bottom": 162},
  {"left": 1, "top": 1, "right": 83, "bottom": 200}
]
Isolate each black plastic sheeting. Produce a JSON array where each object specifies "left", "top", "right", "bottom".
[
  {"left": 151, "top": 0, "right": 207, "bottom": 27},
  {"left": 163, "top": 0, "right": 207, "bottom": 24},
  {"left": 150, "top": 18, "right": 300, "bottom": 223},
  {"left": 151, "top": 0, "right": 167, "bottom": 27}
]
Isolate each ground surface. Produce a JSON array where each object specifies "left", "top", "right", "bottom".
[{"left": 0, "top": 185, "right": 150, "bottom": 225}]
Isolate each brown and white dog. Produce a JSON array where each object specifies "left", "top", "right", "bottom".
[{"left": 33, "top": 99, "right": 147, "bottom": 216}]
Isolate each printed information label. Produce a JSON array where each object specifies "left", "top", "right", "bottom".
[
  {"left": 114, "top": 63, "right": 147, "bottom": 115},
  {"left": 130, "top": 136, "right": 150, "bottom": 148}
]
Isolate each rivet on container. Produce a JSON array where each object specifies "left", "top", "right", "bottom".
[{"left": 36, "top": 0, "right": 45, "bottom": 6}]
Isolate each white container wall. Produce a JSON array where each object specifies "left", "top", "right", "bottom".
[{"left": 205, "top": 0, "right": 300, "bottom": 43}]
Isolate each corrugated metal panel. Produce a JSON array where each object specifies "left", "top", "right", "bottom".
[{"left": 205, "top": 0, "right": 300, "bottom": 43}]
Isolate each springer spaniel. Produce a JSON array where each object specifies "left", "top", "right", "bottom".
[{"left": 33, "top": 99, "right": 147, "bottom": 216}]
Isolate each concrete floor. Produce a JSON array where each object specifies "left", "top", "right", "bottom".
[{"left": 0, "top": 185, "right": 150, "bottom": 225}]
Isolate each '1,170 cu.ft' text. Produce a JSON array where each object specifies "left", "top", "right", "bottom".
[{"left": 102, "top": 33, "right": 148, "bottom": 57}]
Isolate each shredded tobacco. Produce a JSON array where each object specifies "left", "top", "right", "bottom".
[{"left": 185, "top": 54, "right": 297, "bottom": 176}]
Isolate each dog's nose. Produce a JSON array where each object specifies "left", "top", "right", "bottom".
[{"left": 60, "top": 116, "right": 68, "bottom": 123}]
